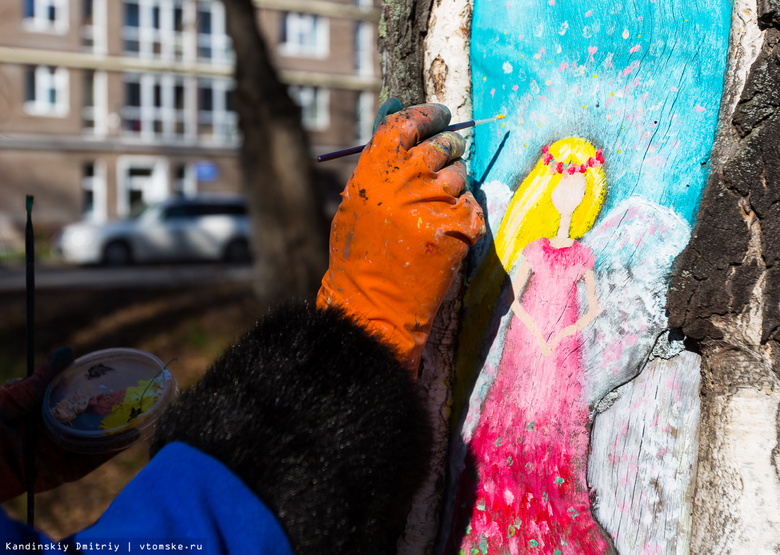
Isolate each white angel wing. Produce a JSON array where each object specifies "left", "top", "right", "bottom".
[{"left": 580, "top": 196, "right": 692, "bottom": 406}]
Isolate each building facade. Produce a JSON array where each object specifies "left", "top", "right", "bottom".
[{"left": 0, "top": 0, "right": 381, "bottom": 249}]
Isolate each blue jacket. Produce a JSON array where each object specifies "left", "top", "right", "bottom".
[{"left": 1, "top": 442, "right": 293, "bottom": 554}]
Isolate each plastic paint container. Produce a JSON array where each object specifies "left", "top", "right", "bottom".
[{"left": 43, "top": 348, "right": 178, "bottom": 454}]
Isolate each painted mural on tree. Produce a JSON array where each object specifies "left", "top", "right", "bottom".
[{"left": 439, "top": 0, "right": 732, "bottom": 553}]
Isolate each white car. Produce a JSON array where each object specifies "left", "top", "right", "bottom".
[{"left": 56, "top": 195, "right": 252, "bottom": 265}]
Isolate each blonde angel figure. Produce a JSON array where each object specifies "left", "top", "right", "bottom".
[{"left": 447, "top": 138, "right": 614, "bottom": 555}]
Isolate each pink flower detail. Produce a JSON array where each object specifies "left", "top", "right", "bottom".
[{"left": 555, "top": 162, "right": 565, "bottom": 174}]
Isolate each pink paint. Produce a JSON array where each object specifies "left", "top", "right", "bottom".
[
  {"left": 491, "top": 88, "right": 496, "bottom": 97},
  {"left": 549, "top": 0, "right": 555, "bottom": 5},
  {"left": 448, "top": 239, "right": 611, "bottom": 553},
  {"left": 512, "top": 84, "right": 519, "bottom": 91},
  {"left": 588, "top": 46, "right": 598, "bottom": 56},
  {"left": 629, "top": 44, "right": 641, "bottom": 54},
  {"left": 649, "top": 413, "right": 660, "bottom": 428},
  {"left": 585, "top": 9, "right": 593, "bottom": 17},
  {"left": 624, "top": 333, "right": 637, "bottom": 347},
  {"left": 602, "top": 338, "right": 624, "bottom": 364},
  {"left": 696, "top": 104, "right": 706, "bottom": 113},
  {"left": 559, "top": 62, "right": 570, "bottom": 71}
]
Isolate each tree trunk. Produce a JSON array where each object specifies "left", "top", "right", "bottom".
[
  {"left": 666, "top": 0, "right": 780, "bottom": 549},
  {"left": 385, "top": 0, "right": 780, "bottom": 552},
  {"left": 377, "top": 0, "right": 434, "bottom": 106},
  {"left": 222, "top": 0, "right": 328, "bottom": 302}
]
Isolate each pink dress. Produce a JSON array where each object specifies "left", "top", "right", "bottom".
[{"left": 450, "top": 238, "right": 609, "bottom": 555}]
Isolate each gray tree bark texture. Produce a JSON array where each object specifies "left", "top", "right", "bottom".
[
  {"left": 222, "top": 0, "right": 328, "bottom": 301},
  {"left": 377, "top": 0, "right": 434, "bottom": 106},
  {"left": 667, "top": 0, "right": 780, "bottom": 549}
]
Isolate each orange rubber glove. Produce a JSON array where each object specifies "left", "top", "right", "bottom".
[
  {"left": 317, "top": 102, "right": 486, "bottom": 375},
  {"left": 0, "top": 348, "right": 111, "bottom": 502}
]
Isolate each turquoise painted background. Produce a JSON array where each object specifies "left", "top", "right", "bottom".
[{"left": 470, "top": 0, "right": 732, "bottom": 224}]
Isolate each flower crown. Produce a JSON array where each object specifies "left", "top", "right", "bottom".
[{"left": 542, "top": 145, "right": 605, "bottom": 175}]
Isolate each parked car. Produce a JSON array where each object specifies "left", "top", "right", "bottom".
[{"left": 56, "top": 195, "right": 252, "bottom": 265}]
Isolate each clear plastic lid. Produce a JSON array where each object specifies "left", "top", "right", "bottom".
[{"left": 43, "top": 348, "right": 178, "bottom": 454}]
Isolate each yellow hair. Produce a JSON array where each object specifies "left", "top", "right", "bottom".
[
  {"left": 450, "top": 137, "right": 606, "bottom": 430},
  {"left": 494, "top": 137, "right": 606, "bottom": 273}
]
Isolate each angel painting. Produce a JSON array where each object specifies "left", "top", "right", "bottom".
[
  {"left": 445, "top": 138, "right": 612, "bottom": 554},
  {"left": 440, "top": 134, "right": 696, "bottom": 555}
]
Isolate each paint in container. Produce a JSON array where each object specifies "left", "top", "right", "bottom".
[{"left": 43, "top": 348, "right": 178, "bottom": 454}]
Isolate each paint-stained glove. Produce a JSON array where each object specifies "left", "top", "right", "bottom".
[
  {"left": 317, "top": 100, "right": 486, "bottom": 375},
  {"left": 0, "top": 348, "right": 110, "bottom": 502}
]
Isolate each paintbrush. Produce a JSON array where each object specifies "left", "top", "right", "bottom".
[
  {"left": 24, "top": 195, "right": 35, "bottom": 526},
  {"left": 317, "top": 114, "right": 505, "bottom": 163}
]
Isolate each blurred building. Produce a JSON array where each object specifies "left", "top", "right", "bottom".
[{"left": 0, "top": 0, "right": 381, "bottom": 248}]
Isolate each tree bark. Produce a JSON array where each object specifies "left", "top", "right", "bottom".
[
  {"left": 222, "top": 0, "right": 328, "bottom": 302},
  {"left": 377, "top": 0, "right": 434, "bottom": 106},
  {"left": 667, "top": 1, "right": 780, "bottom": 550}
]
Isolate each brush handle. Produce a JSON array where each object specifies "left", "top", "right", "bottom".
[
  {"left": 317, "top": 120, "right": 478, "bottom": 163},
  {"left": 317, "top": 144, "right": 366, "bottom": 162}
]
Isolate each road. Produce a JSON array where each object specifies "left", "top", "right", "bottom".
[{"left": 0, "top": 262, "right": 253, "bottom": 292}]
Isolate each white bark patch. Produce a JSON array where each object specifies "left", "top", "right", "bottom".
[
  {"left": 398, "top": 2, "right": 476, "bottom": 553},
  {"left": 423, "top": 0, "right": 474, "bottom": 126},
  {"left": 691, "top": 388, "right": 780, "bottom": 554},
  {"left": 589, "top": 351, "right": 702, "bottom": 555}
]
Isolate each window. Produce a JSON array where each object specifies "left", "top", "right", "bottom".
[
  {"left": 81, "top": 69, "right": 107, "bottom": 135},
  {"left": 82, "top": 70, "right": 95, "bottom": 131},
  {"left": 80, "top": 0, "right": 106, "bottom": 52},
  {"left": 24, "top": 65, "right": 69, "bottom": 117},
  {"left": 354, "top": 21, "right": 373, "bottom": 76},
  {"left": 356, "top": 91, "right": 374, "bottom": 143},
  {"left": 172, "top": 163, "right": 196, "bottom": 196},
  {"left": 23, "top": 0, "right": 68, "bottom": 33},
  {"left": 197, "top": 78, "right": 238, "bottom": 143},
  {"left": 279, "top": 12, "right": 329, "bottom": 58},
  {"left": 117, "top": 157, "right": 170, "bottom": 217},
  {"left": 197, "top": 1, "right": 232, "bottom": 64},
  {"left": 122, "top": 0, "right": 186, "bottom": 60},
  {"left": 288, "top": 86, "right": 330, "bottom": 131},
  {"left": 82, "top": 161, "right": 107, "bottom": 221},
  {"left": 122, "top": 73, "right": 190, "bottom": 140}
]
